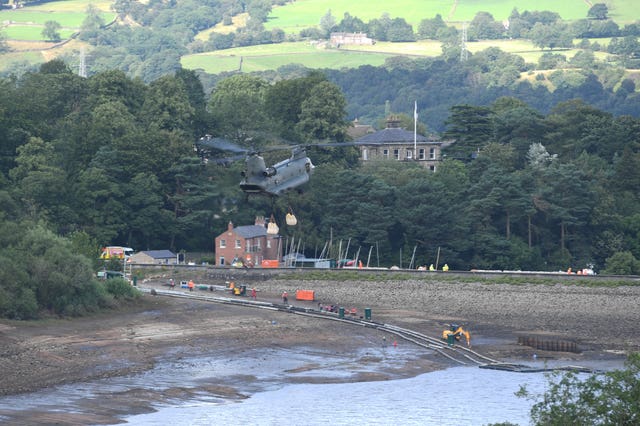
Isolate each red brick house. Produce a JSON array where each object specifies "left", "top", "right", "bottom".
[{"left": 214, "top": 216, "right": 282, "bottom": 267}]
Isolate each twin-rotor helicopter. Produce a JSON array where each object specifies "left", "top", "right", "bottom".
[{"left": 195, "top": 134, "right": 355, "bottom": 198}]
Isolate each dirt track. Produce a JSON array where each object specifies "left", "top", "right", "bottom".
[{"left": 0, "top": 274, "right": 639, "bottom": 423}]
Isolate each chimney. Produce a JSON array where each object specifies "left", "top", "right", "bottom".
[
  {"left": 227, "top": 221, "right": 233, "bottom": 232},
  {"left": 386, "top": 115, "right": 401, "bottom": 128},
  {"left": 255, "top": 216, "right": 265, "bottom": 227}
]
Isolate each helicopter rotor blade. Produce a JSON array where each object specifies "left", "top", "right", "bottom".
[
  {"left": 196, "top": 135, "right": 248, "bottom": 154},
  {"left": 309, "top": 141, "right": 363, "bottom": 148},
  {"left": 212, "top": 153, "right": 247, "bottom": 165}
]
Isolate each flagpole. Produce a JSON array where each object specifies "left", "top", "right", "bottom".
[{"left": 414, "top": 101, "right": 417, "bottom": 160}]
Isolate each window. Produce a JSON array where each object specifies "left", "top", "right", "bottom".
[
  {"left": 219, "top": 257, "right": 225, "bottom": 265},
  {"left": 245, "top": 239, "right": 263, "bottom": 253},
  {"left": 220, "top": 239, "right": 226, "bottom": 248},
  {"left": 419, "top": 149, "right": 425, "bottom": 160},
  {"left": 362, "top": 148, "right": 368, "bottom": 161},
  {"left": 267, "top": 240, "right": 271, "bottom": 249},
  {"left": 429, "top": 148, "right": 436, "bottom": 160},
  {"left": 393, "top": 149, "right": 400, "bottom": 160},
  {"left": 406, "top": 149, "right": 413, "bottom": 160},
  {"left": 430, "top": 165, "right": 436, "bottom": 172},
  {"left": 235, "top": 239, "right": 241, "bottom": 249},
  {"left": 383, "top": 149, "right": 389, "bottom": 159}
]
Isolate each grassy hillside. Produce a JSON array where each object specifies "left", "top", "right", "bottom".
[
  {"left": 0, "top": 0, "right": 115, "bottom": 42},
  {"left": 181, "top": 41, "right": 397, "bottom": 73},
  {"left": 2, "top": 0, "right": 638, "bottom": 75},
  {"left": 181, "top": 39, "right": 613, "bottom": 75},
  {"left": 263, "top": 0, "right": 639, "bottom": 34}
]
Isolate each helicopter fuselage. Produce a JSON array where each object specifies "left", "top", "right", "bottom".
[{"left": 240, "top": 149, "right": 314, "bottom": 196}]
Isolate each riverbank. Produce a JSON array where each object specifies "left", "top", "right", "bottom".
[{"left": 1, "top": 275, "right": 638, "bottom": 424}]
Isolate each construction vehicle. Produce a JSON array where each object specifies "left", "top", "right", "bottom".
[
  {"left": 442, "top": 324, "right": 471, "bottom": 347},
  {"left": 227, "top": 281, "right": 247, "bottom": 296}
]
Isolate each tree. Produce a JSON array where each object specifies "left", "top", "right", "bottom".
[
  {"left": 82, "top": 4, "right": 105, "bottom": 32},
  {"left": 295, "top": 81, "right": 348, "bottom": 141},
  {"left": 9, "top": 136, "right": 68, "bottom": 223},
  {"left": 604, "top": 251, "right": 640, "bottom": 274},
  {"left": 526, "top": 143, "right": 557, "bottom": 170},
  {"left": 386, "top": 18, "right": 415, "bottom": 42},
  {"left": 320, "top": 9, "right": 337, "bottom": 37},
  {"left": 247, "top": 0, "right": 271, "bottom": 23},
  {"left": 139, "top": 74, "right": 195, "bottom": 133},
  {"left": 42, "top": 21, "right": 62, "bottom": 42},
  {"left": 522, "top": 353, "right": 640, "bottom": 425},
  {"left": 19, "top": 225, "right": 108, "bottom": 316},
  {"left": 443, "top": 105, "right": 494, "bottom": 160},
  {"left": 587, "top": 3, "right": 609, "bottom": 20},
  {"left": 529, "top": 22, "right": 574, "bottom": 50},
  {"left": 336, "top": 12, "right": 367, "bottom": 34},
  {"left": 74, "top": 161, "right": 126, "bottom": 244},
  {"left": 469, "top": 11, "right": 504, "bottom": 40},
  {"left": 166, "top": 156, "right": 223, "bottom": 249},
  {"left": 264, "top": 72, "right": 328, "bottom": 139},
  {"left": 417, "top": 14, "right": 446, "bottom": 40},
  {"left": 124, "top": 172, "right": 172, "bottom": 249},
  {"left": 208, "top": 74, "right": 269, "bottom": 143},
  {"left": 0, "top": 30, "right": 9, "bottom": 53},
  {"left": 368, "top": 13, "right": 393, "bottom": 41}
]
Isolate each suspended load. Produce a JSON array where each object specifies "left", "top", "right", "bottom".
[
  {"left": 267, "top": 214, "right": 279, "bottom": 234},
  {"left": 286, "top": 207, "right": 297, "bottom": 226},
  {"left": 286, "top": 213, "right": 297, "bottom": 226}
]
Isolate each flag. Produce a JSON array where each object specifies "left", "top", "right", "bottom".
[{"left": 414, "top": 101, "right": 418, "bottom": 122}]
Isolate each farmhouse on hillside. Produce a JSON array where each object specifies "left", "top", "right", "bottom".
[
  {"left": 330, "top": 32, "right": 374, "bottom": 46},
  {"left": 214, "top": 216, "right": 282, "bottom": 267}
]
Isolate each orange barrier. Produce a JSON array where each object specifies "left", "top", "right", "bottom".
[
  {"left": 295, "top": 289, "right": 315, "bottom": 301},
  {"left": 261, "top": 259, "right": 279, "bottom": 268}
]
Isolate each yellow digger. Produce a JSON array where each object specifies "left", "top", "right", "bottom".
[{"left": 442, "top": 324, "right": 471, "bottom": 347}]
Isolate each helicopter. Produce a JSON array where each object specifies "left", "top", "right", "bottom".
[{"left": 195, "top": 135, "right": 354, "bottom": 198}]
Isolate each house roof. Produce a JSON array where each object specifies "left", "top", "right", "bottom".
[
  {"left": 234, "top": 225, "right": 267, "bottom": 239},
  {"left": 139, "top": 250, "right": 176, "bottom": 259},
  {"left": 354, "top": 127, "right": 441, "bottom": 145}
]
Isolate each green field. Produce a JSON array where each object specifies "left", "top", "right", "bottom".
[
  {"left": 264, "top": 0, "right": 640, "bottom": 34},
  {"left": 181, "top": 42, "right": 396, "bottom": 73},
  {"left": 4, "top": 24, "right": 76, "bottom": 40},
  {"left": 181, "top": 38, "right": 615, "bottom": 74},
  {"left": 24, "top": 0, "right": 113, "bottom": 12},
  {"left": 0, "top": 0, "right": 115, "bottom": 42}
]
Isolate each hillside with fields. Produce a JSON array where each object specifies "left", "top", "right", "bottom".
[
  {"left": 1, "top": 0, "right": 638, "bottom": 74},
  {"left": 1, "top": 1, "right": 639, "bottom": 144}
]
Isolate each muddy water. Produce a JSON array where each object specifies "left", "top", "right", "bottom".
[{"left": 0, "top": 344, "right": 624, "bottom": 426}]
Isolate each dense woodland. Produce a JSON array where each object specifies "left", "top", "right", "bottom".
[
  {"left": 1, "top": 61, "right": 640, "bottom": 277},
  {"left": 1, "top": 1, "right": 640, "bottom": 318}
]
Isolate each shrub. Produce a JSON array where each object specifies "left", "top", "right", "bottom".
[
  {"left": 105, "top": 278, "right": 141, "bottom": 300},
  {"left": 603, "top": 251, "right": 640, "bottom": 275},
  {"left": 520, "top": 353, "right": 640, "bottom": 425}
]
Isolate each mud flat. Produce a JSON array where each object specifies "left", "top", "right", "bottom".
[{"left": 0, "top": 275, "right": 638, "bottom": 423}]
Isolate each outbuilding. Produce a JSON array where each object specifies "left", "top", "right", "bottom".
[{"left": 128, "top": 250, "right": 177, "bottom": 265}]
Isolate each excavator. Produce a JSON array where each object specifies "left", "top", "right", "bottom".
[{"left": 442, "top": 324, "right": 471, "bottom": 347}]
